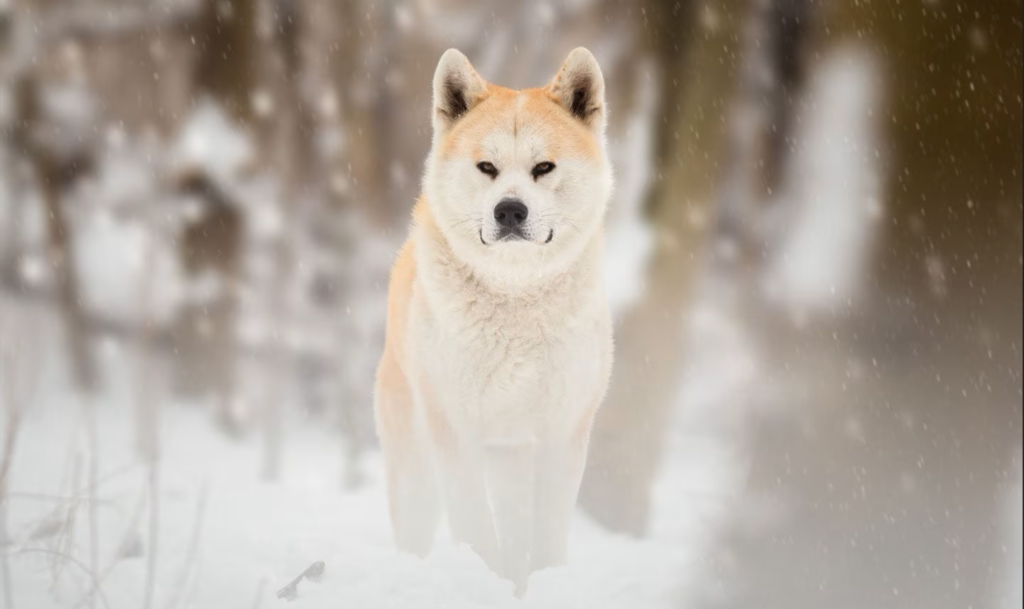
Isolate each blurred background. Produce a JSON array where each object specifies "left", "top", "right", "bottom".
[{"left": 0, "top": 0, "right": 1021, "bottom": 608}]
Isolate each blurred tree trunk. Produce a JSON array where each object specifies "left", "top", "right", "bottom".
[
  {"left": 11, "top": 74, "right": 98, "bottom": 392},
  {"left": 299, "top": 0, "right": 375, "bottom": 485},
  {"left": 579, "top": 0, "right": 716, "bottom": 536},
  {"left": 174, "top": 0, "right": 253, "bottom": 431},
  {"left": 255, "top": 0, "right": 312, "bottom": 481},
  {"left": 175, "top": 175, "right": 243, "bottom": 431},
  {"left": 194, "top": 0, "right": 257, "bottom": 123},
  {"left": 581, "top": 0, "right": 816, "bottom": 536},
  {"left": 716, "top": 0, "right": 814, "bottom": 256},
  {"left": 333, "top": 0, "right": 393, "bottom": 227}
]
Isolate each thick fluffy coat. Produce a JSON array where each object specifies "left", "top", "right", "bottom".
[{"left": 374, "top": 48, "right": 613, "bottom": 594}]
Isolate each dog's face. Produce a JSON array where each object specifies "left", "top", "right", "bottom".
[{"left": 424, "top": 48, "right": 613, "bottom": 287}]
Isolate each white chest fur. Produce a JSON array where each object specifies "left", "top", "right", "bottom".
[{"left": 407, "top": 230, "right": 611, "bottom": 443}]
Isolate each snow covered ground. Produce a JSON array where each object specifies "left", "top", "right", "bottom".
[
  {"left": 0, "top": 290, "right": 751, "bottom": 609},
  {"left": 5, "top": 404, "right": 681, "bottom": 608},
  {"left": 3, "top": 246, "right": 1018, "bottom": 609}
]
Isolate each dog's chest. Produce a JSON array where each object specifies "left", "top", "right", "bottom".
[{"left": 411, "top": 281, "right": 604, "bottom": 436}]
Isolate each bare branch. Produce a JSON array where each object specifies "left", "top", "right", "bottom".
[
  {"left": 143, "top": 458, "right": 160, "bottom": 609},
  {"left": 0, "top": 346, "right": 23, "bottom": 609},
  {"left": 162, "top": 484, "right": 209, "bottom": 609},
  {"left": 7, "top": 548, "right": 112, "bottom": 609}
]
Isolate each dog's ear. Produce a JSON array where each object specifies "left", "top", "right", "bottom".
[
  {"left": 432, "top": 49, "right": 488, "bottom": 135},
  {"left": 546, "top": 47, "right": 606, "bottom": 134}
]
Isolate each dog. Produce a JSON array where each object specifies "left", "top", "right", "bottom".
[{"left": 374, "top": 47, "right": 614, "bottom": 594}]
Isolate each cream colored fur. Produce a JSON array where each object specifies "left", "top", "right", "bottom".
[{"left": 374, "top": 47, "right": 614, "bottom": 595}]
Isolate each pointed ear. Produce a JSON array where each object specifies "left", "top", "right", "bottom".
[
  {"left": 432, "top": 49, "right": 488, "bottom": 134},
  {"left": 546, "top": 47, "right": 606, "bottom": 133}
]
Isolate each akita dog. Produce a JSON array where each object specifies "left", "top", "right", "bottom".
[{"left": 374, "top": 47, "right": 613, "bottom": 593}]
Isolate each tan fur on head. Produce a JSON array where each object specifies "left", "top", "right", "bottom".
[{"left": 423, "top": 47, "right": 614, "bottom": 293}]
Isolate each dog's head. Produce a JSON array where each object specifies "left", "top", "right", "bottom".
[{"left": 423, "top": 48, "right": 613, "bottom": 287}]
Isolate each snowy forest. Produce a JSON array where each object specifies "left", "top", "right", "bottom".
[{"left": 0, "top": 0, "right": 1021, "bottom": 607}]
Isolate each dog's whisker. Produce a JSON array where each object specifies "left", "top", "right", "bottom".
[{"left": 450, "top": 217, "right": 484, "bottom": 235}]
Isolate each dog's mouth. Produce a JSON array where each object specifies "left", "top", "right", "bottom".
[
  {"left": 497, "top": 226, "right": 527, "bottom": 241},
  {"left": 480, "top": 228, "right": 555, "bottom": 246}
]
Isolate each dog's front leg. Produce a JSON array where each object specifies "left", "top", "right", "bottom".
[
  {"left": 530, "top": 409, "right": 597, "bottom": 571},
  {"left": 375, "top": 350, "right": 440, "bottom": 557},
  {"left": 424, "top": 405, "right": 502, "bottom": 571},
  {"left": 483, "top": 438, "right": 539, "bottom": 597}
]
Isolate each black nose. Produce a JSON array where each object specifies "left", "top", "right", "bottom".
[{"left": 494, "top": 198, "right": 528, "bottom": 228}]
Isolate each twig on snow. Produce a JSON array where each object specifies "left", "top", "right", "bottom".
[{"left": 275, "top": 560, "right": 325, "bottom": 602}]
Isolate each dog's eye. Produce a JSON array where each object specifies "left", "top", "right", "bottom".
[
  {"left": 531, "top": 162, "right": 556, "bottom": 179},
  {"left": 477, "top": 162, "right": 499, "bottom": 178}
]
